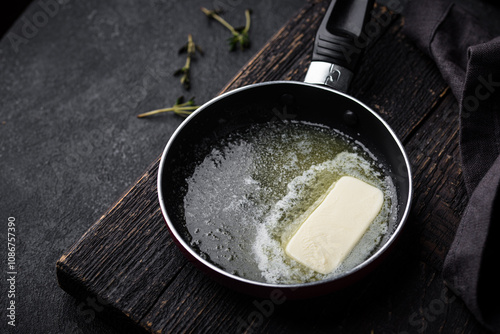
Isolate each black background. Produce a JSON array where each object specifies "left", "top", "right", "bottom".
[{"left": 1, "top": 1, "right": 33, "bottom": 37}]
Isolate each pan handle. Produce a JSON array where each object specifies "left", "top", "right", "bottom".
[{"left": 304, "top": 0, "right": 374, "bottom": 92}]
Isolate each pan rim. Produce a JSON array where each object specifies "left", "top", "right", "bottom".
[{"left": 157, "top": 80, "right": 413, "bottom": 291}]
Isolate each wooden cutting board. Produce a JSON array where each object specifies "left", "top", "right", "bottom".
[{"left": 57, "top": 1, "right": 481, "bottom": 333}]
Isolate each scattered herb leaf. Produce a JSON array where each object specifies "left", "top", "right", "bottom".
[
  {"left": 174, "top": 34, "right": 203, "bottom": 90},
  {"left": 137, "top": 96, "right": 200, "bottom": 118}
]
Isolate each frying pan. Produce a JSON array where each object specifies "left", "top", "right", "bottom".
[{"left": 157, "top": 0, "right": 412, "bottom": 299}]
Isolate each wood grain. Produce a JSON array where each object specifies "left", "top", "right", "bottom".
[{"left": 56, "top": 1, "right": 483, "bottom": 333}]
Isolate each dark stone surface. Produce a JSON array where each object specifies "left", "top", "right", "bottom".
[
  {"left": 0, "top": 1, "right": 305, "bottom": 333},
  {"left": 1, "top": 0, "right": 499, "bottom": 333}
]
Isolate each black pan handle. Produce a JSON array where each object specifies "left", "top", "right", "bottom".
[{"left": 304, "top": 0, "right": 374, "bottom": 92}]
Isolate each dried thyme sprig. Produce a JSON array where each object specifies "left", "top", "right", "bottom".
[
  {"left": 174, "top": 34, "right": 203, "bottom": 90},
  {"left": 137, "top": 96, "right": 200, "bottom": 118},
  {"left": 201, "top": 7, "right": 252, "bottom": 51}
]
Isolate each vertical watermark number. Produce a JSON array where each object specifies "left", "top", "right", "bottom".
[{"left": 6, "top": 217, "right": 17, "bottom": 327}]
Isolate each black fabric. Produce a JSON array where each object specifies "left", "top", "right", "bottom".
[{"left": 403, "top": 1, "right": 500, "bottom": 332}]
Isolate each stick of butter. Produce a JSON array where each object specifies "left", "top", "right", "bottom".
[{"left": 285, "top": 176, "right": 384, "bottom": 274}]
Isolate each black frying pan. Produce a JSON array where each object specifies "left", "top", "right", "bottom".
[{"left": 157, "top": 0, "right": 412, "bottom": 299}]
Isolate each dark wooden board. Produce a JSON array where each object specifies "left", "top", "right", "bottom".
[{"left": 56, "top": 1, "right": 486, "bottom": 333}]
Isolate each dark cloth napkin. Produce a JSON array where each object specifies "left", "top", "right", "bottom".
[{"left": 403, "top": 0, "right": 500, "bottom": 332}]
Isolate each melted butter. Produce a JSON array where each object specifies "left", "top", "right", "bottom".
[{"left": 183, "top": 121, "right": 398, "bottom": 284}]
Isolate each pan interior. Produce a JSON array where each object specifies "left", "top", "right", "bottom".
[{"left": 160, "top": 82, "right": 411, "bottom": 285}]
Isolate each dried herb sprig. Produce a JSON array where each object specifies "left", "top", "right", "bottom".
[
  {"left": 174, "top": 34, "right": 203, "bottom": 90},
  {"left": 137, "top": 96, "right": 200, "bottom": 118},
  {"left": 201, "top": 7, "right": 251, "bottom": 51}
]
